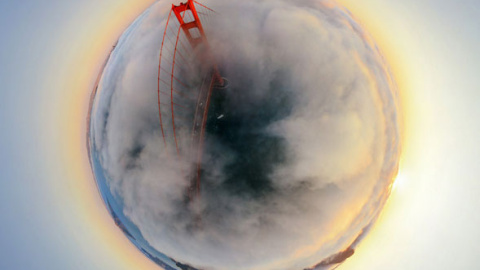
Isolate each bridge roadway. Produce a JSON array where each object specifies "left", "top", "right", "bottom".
[{"left": 187, "top": 68, "right": 217, "bottom": 199}]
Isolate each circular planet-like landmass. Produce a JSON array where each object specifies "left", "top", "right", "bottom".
[{"left": 87, "top": 0, "right": 400, "bottom": 269}]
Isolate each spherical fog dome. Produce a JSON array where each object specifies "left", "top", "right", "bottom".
[{"left": 87, "top": 0, "right": 400, "bottom": 269}]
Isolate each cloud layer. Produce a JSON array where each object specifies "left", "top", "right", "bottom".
[{"left": 89, "top": 0, "right": 400, "bottom": 269}]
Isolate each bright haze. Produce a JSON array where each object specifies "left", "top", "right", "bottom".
[{"left": 88, "top": 0, "right": 400, "bottom": 269}]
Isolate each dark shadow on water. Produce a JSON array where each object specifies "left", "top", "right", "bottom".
[{"left": 203, "top": 69, "right": 295, "bottom": 199}]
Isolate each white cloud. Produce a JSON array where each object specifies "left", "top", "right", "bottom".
[{"left": 90, "top": 0, "right": 400, "bottom": 269}]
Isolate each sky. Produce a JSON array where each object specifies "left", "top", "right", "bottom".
[{"left": 0, "top": 0, "right": 479, "bottom": 269}]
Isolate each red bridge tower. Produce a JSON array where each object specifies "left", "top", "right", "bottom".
[{"left": 157, "top": 0, "right": 224, "bottom": 201}]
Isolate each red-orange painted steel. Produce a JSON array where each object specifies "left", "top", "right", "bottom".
[
  {"left": 157, "top": 9, "right": 172, "bottom": 148},
  {"left": 157, "top": 0, "right": 224, "bottom": 201},
  {"left": 172, "top": 0, "right": 224, "bottom": 85},
  {"left": 170, "top": 6, "right": 189, "bottom": 156}
]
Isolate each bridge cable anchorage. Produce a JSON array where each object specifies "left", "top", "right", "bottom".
[{"left": 157, "top": 0, "right": 224, "bottom": 203}]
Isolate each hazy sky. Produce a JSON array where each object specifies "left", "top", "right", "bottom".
[{"left": 0, "top": 0, "right": 479, "bottom": 269}]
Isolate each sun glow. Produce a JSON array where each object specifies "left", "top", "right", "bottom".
[
  {"left": 47, "top": 0, "right": 159, "bottom": 269},
  {"left": 334, "top": 1, "right": 422, "bottom": 270},
  {"left": 51, "top": 0, "right": 412, "bottom": 269}
]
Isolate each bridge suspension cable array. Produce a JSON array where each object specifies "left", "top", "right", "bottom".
[{"left": 157, "top": 0, "right": 224, "bottom": 200}]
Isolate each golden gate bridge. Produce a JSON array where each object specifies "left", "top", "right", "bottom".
[{"left": 157, "top": 0, "right": 225, "bottom": 202}]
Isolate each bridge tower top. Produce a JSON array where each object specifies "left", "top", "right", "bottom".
[{"left": 172, "top": 0, "right": 207, "bottom": 48}]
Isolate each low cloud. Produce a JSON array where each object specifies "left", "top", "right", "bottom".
[{"left": 90, "top": 0, "right": 400, "bottom": 269}]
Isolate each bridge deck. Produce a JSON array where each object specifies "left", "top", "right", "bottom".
[{"left": 188, "top": 69, "right": 217, "bottom": 199}]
